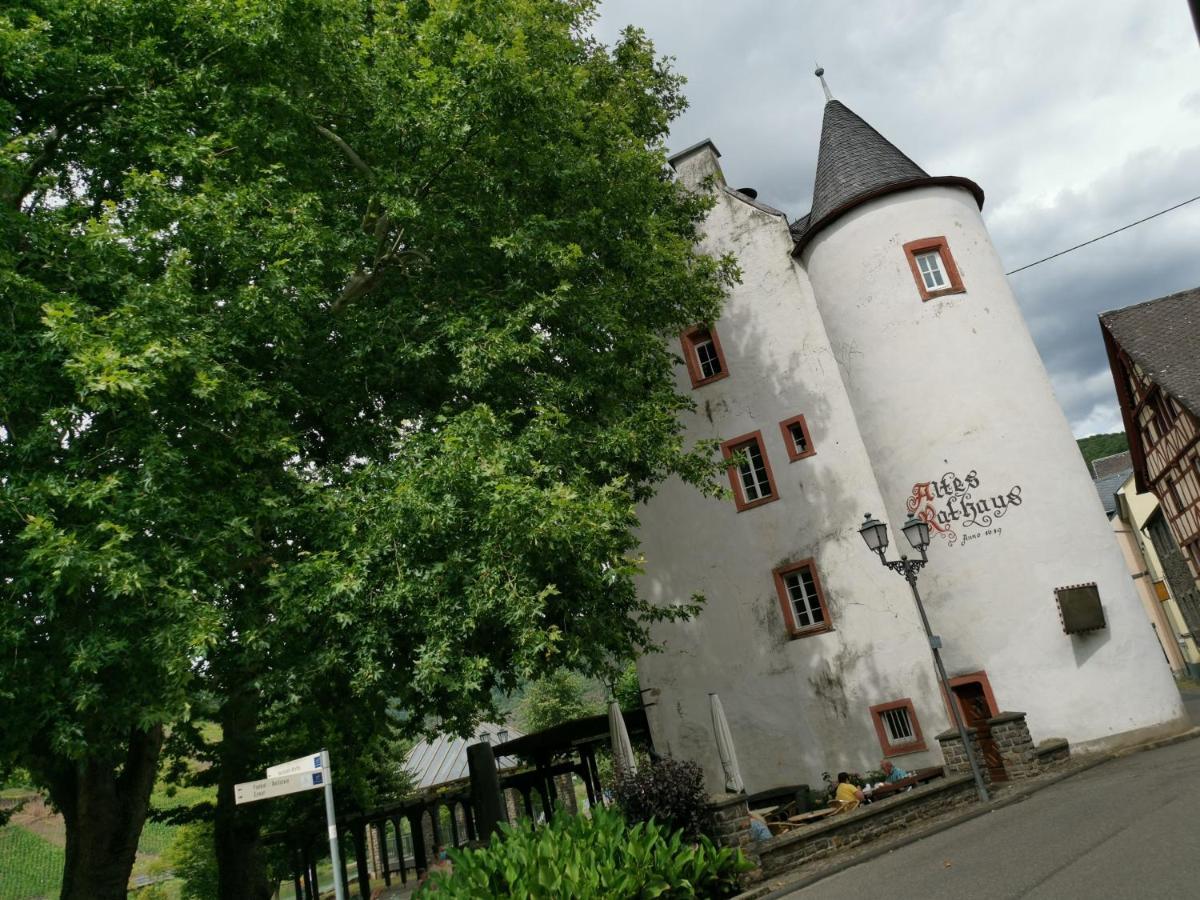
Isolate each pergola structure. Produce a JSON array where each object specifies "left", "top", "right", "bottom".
[
  {"left": 492, "top": 706, "right": 652, "bottom": 817},
  {"left": 277, "top": 706, "right": 653, "bottom": 899}
]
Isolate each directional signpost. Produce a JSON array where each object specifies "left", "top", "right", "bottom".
[{"left": 235, "top": 749, "right": 345, "bottom": 900}]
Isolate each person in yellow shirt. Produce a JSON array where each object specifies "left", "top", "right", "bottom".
[{"left": 833, "top": 772, "right": 864, "bottom": 810}]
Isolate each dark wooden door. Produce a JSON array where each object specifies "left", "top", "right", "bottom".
[{"left": 953, "top": 682, "right": 1007, "bottom": 783}]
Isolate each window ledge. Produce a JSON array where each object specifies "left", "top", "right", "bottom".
[
  {"left": 786, "top": 624, "right": 834, "bottom": 640},
  {"left": 882, "top": 740, "right": 928, "bottom": 757},
  {"left": 735, "top": 493, "right": 780, "bottom": 513},
  {"left": 691, "top": 371, "right": 729, "bottom": 388},
  {"left": 922, "top": 286, "right": 966, "bottom": 302}
]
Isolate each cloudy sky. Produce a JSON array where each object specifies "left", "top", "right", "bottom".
[{"left": 595, "top": 0, "right": 1200, "bottom": 437}]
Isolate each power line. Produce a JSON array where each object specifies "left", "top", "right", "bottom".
[{"left": 1004, "top": 193, "right": 1200, "bottom": 275}]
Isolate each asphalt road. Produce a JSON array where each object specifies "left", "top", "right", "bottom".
[{"left": 791, "top": 700, "right": 1200, "bottom": 899}]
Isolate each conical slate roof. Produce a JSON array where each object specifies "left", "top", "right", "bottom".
[{"left": 791, "top": 100, "right": 984, "bottom": 252}]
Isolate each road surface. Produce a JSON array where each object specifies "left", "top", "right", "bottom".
[{"left": 792, "top": 699, "right": 1200, "bottom": 899}]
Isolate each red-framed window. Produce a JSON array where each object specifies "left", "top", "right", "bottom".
[
  {"left": 680, "top": 325, "right": 729, "bottom": 389},
  {"left": 778, "top": 414, "right": 816, "bottom": 462},
  {"left": 720, "top": 430, "right": 778, "bottom": 512},
  {"left": 772, "top": 559, "right": 832, "bottom": 638},
  {"left": 902, "top": 236, "right": 965, "bottom": 301},
  {"left": 869, "top": 698, "right": 927, "bottom": 756}
]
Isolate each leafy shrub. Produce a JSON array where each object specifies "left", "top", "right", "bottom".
[
  {"left": 418, "top": 807, "right": 751, "bottom": 898},
  {"left": 613, "top": 757, "right": 712, "bottom": 841}
]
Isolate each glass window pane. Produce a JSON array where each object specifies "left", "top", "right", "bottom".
[{"left": 789, "top": 423, "right": 807, "bottom": 453}]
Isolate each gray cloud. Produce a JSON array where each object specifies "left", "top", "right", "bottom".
[{"left": 596, "top": 0, "right": 1200, "bottom": 435}]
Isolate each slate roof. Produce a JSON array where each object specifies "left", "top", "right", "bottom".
[
  {"left": 403, "top": 722, "right": 523, "bottom": 790},
  {"left": 1092, "top": 467, "right": 1133, "bottom": 517},
  {"left": 1100, "top": 287, "right": 1200, "bottom": 419},
  {"left": 791, "top": 100, "right": 984, "bottom": 252},
  {"left": 1091, "top": 450, "right": 1133, "bottom": 479}
]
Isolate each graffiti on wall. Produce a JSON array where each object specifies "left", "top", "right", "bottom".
[{"left": 906, "top": 470, "right": 1022, "bottom": 547}]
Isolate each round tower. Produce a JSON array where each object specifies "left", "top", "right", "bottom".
[{"left": 796, "top": 91, "right": 1186, "bottom": 750}]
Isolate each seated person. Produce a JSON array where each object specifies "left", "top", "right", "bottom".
[
  {"left": 881, "top": 760, "right": 911, "bottom": 783},
  {"left": 748, "top": 812, "right": 772, "bottom": 841},
  {"left": 833, "top": 772, "right": 864, "bottom": 808}
]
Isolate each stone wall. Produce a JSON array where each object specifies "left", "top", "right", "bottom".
[
  {"left": 706, "top": 793, "right": 762, "bottom": 885},
  {"left": 1036, "top": 738, "right": 1070, "bottom": 765},
  {"left": 937, "top": 712, "right": 1053, "bottom": 783},
  {"left": 935, "top": 727, "right": 991, "bottom": 784},
  {"left": 989, "top": 712, "right": 1040, "bottom": 780},
  {"left": 757, "top": 775, "right": 976, "bottom": 878}
]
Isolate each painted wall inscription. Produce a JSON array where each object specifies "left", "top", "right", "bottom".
[{"left": 906, "top": 470, "right": 1023, "bottom": 547}]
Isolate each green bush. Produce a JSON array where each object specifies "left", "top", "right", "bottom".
[
  {"left": 613, "top": 758, "right": 712, "bottom": 841},
  {"left": 418, "top": 807, "right": 751, "bottom": 898}
]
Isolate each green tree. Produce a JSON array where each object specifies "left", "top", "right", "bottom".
[
  {"left": 614, "top": 661, "right": 644, "bottom": 713},
  {"left": 166, "top": 823, "right": 218, "bottom": 900},
  {"left": 517, "top": 671, "right": 603, "bottom": 734},
  {"left": 1, "top": 1, "right": 732, "bottom": 897}
]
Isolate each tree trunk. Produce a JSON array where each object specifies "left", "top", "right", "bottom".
[
  {"left": 55, "top": 725, "right": 163, "bottom": 900},
  {"left": 214, "top": 689, "right": 274, "bottom": 900}
]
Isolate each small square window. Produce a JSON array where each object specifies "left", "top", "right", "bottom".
[
  {"left": 915, "top": 251, "right": 947, "bottom": 290},
  {"left": 681, "top": 325, "right": 729, "bottom": 388},
  {"left": 778, "top": 414, "right": 816, "bottom": 462},
  {"left": 772, "top": 559, "right": 832, "bottom": 637},
  {"left": 869, "top": 698, "right": 927, "bottom": 756},
  {"left": 903, "top": 236, "right": 965, "bottom": 301},
  {"left": 720, "top": 431, "right": 778, "bottom": 512}
]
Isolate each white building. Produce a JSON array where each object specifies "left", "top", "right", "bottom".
[{"left": 635, "top": 83, "right": 1188, "bottom": 795}]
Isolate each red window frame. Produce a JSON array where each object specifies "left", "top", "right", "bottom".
[
  {"left": 903, "top": 236, "right": 965, "bottom": 301},
  {"left": 720, "top": 430, "right": 778, "bottom": 512},
  {"left": 772, "top": 558, "right": 832, "bottom": 638},
  {"left": 869, "top": 698, "right": 927, "bottom": 757},
  {"left": 680, "top": 325, "right": 729, "bottom": 389},
  {"left": 778, "top": 414, "right": 817, "bottom": 462}
]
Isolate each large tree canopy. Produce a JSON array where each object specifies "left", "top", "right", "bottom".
[{"left": 0, "top": 0, "right": 733, "bottom": 896}]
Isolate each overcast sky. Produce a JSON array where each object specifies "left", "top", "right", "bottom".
[{"left": 595, "top": 0, "right": 1200, "bottom": 438}]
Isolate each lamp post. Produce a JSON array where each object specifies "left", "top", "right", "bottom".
[{"left": 858, "top": 512, "right": 990, "bottom": 803}]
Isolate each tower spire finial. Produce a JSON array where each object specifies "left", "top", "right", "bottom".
[{"left": 814, "top": 65, "right": 833, "bottom": 102}]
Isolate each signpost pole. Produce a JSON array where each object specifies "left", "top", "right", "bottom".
[{"left": 322, "top": 750, "right": 347, "bottom": 900}]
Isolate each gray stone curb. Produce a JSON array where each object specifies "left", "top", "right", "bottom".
[{"left": 736, "top": 725, "right": 1200, "bottom": 900}]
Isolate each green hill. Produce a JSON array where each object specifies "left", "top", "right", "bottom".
[{"left": 1077, "top": 432, "right": 1129, "bottom": 469}]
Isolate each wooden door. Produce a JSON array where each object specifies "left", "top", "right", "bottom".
[{"left": 953, "top": 681, "right": 1007, "bottom": 783}]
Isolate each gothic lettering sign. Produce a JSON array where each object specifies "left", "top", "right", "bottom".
[{"left": 906, "top": 470, "right": 1023, "bottom": 547}]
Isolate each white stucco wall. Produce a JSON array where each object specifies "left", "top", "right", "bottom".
[
  {"left": 1119, "top": 477, "right": 1200, "bottom": 666},
  {"left": 635, "top": 148, "right": 955, "bottom": 795},
  {"left": 801, "top": 185, "right": 1187, "bottom": 751}
]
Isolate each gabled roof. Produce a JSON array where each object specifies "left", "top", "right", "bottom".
[
  {"left": 403, "top": 722, "right": 523, "bottom": 790},
  {"left": 1100, "top": 287, "right": 1200, "bottom": 419},
  {"left": 1091, "top": 450, "right": 1133, "bottom": 479},
  {"left": 791, "top": 100, "right": 984, "bottom": 253},
  {"left": 1092, "top": 467, "right": 1133, "bottom": 518}
]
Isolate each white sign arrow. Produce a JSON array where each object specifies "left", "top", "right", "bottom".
[
  {"left": 234, "top": 769, "right": 330, "bottom": 805},
  {"left": 266, "top": 752, "right": 324, "bottom": 779}
]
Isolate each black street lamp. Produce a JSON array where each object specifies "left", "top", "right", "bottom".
[{"left": 858, "top": 513, "right": 990, "bottom": 803}]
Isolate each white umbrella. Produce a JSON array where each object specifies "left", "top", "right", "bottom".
[
  {"left": 608, "top": 699, "right": 637, "bottom": 775},
  {"left": 709, "top": 693, "right": 745, "bottom": 793}
]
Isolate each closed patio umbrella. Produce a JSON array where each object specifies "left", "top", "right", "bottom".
[
  {"left": 608, "top": 699, "right": 637, "bottom": 775},
  {"left": 709, "top": 693, "right": 745, "bottom": 793}
]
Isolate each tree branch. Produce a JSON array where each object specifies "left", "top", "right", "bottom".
[{"left": 315, "top": 125, "right": 373, "bottom": 179}]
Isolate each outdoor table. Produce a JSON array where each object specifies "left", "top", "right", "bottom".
[{"left": 787, "top": 807, "right": 837, "bottom": 825}]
